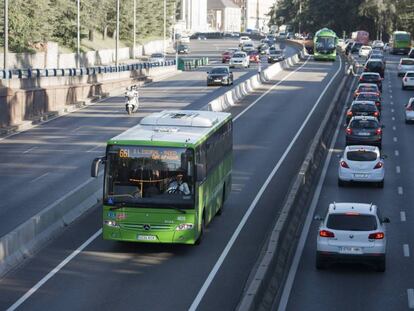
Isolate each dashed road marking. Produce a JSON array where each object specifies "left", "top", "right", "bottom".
[
  {"left": 396, "top": 166, "right": 401, "bottom": 173},
  {"left": 401, "top": 211, "right": 406, "bottom": 222},
  {"left": 392, "top": 116, "right": 396, "bottom": 121},
  {"left": 22, "top": 147, "right": 37, "bottom": 154},
  {"left": 398, "top": 186, "right": 404, "bottom": 195},
  {"left": 393, "top": 125, "right": 396, "bottom": 131},
  {"left": 30, "top": 173, "right": 49, "bottom": 183},
  {"left": 390, "top": 95, "right": 393, "bottom": 99},
  {"left": 395, "top": 150, "right": 400, "bottom": 156},
  {"left": 393, "top": 137, "right": 398, "bottom": 142},
  {"left": 404, "top": 244, "right": 410, "bottom": 257},
  {"left": 407, "top": 288, "right": 414, "bottom": 308},
  {"left": 391, "top": 101, "right": 394, "bottom": 105},
  {"left": 391, "top": 108, "right": 395, "bottom": 113}
]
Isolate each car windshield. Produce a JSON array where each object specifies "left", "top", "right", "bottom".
[
  {"left": 406, "top": 72, "right": 414, "bottom": 77},
  {"left": 367, "top": 61, "right": 383, "bottom": 68},
  {"left": 233, "top": 53, "right": 245, "bottom": 58},
  {"left": 350, "top": 119, "right": 378, "bottom": 129},
  {"left": 358, "top": 85, "right": 378, "bottom": 92},
  {"left": 327, "top": 214, "right": 377, "bottom": 231},
  {"left": 357, "top": 94, "right": 378, "bottom": 101},
  {"left": 352, "top": 104, "right": 377, "bottom": 112},
  {"left": 270, "top": 50, "right": 282, "bottom": 55},
  {"left": 211, "top": 68, "right": 228, "bottom": 74},
  {"left": 362, "top": 74, "right": 379, "bottom": 80},
  {"left": 401, "top": 59, "right": 414, "bottom": 65},
  {"left": 104, "top": 145, "right": 195, "bottom": 208},
  {"left": 151, "top": 53, "right": 163, "bottom": 58},
  {"left": 244, "top": 44, "right": 253, "bottom": 47},
  {"left": 347, "top": 150, "right": 377, "bottom": 161}
]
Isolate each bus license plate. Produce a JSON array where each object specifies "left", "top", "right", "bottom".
[{"left": 137, "top": 235, "right": 157, "bottom": 241}]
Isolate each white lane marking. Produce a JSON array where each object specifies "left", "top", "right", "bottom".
[
  {"left": 87, "top": 144, "right": 105, "bottom": 153},
  {"left": 392, "top": 116, "right": 396, "bottom": 121},
  {"left": 278, "top": 62, "right": 349, "bottom": 311},
  {"left": 6, "top": 54, "right": 318, "bottom": 310},
  {"left": 22, "top": 147, "right": 37, "bottom": 154},
  {"left": 390, "top": 95, "right": 393, "bottom": 99},
  {"left": 408, "top": 288, "right": 414, "bottom": 308},
  {"left": 393, "top": 125, "right": 396, "bottom": 131},
  {"left": 391, "top": 108, "right": 395, "bottom": 113},
  {"left": 396, "top": 166, "right": 401, "bottom": 174},
  {"left": 398, "top": 186, "right": 404, "bottom": 195},
  {"left": 393, "top": 137, "right": 398, "bottom": 142},
  {"left": 389, "top": 89, "right": 393, "bottom": 93},
  {"left": 190, "top": 57, "right": 343, "bottom": 311},
  {"left": 404, "top": 244, "right": 410, "bottom": 257},
  {"left": 6, "top": 229, "right": 102, "bottom": 311},
  {"left": 401, "top": 211, "right": 407, "bottom": 222},
  {"left": 29, "top": 173, "right": 49, "bottom": 183},
  {"left": 395, "top": 150, "right": 400, "bottom": 156},
  {"left": 233, "top": 57, "right": 310, "bottom": 122},
  {"left": 391, "top": 101, "right": 394, "bottom": 105}
]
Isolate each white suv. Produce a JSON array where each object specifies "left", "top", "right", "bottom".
[{"left": 315, "top": 202, "right": 390, "bottom": 272}]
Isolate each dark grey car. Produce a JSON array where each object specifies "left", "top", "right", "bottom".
[{"left": 207, "top": 66, "right": 233, "bottom": 86}]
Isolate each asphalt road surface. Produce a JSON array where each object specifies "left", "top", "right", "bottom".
[
  {"left": 0, "top": 39, "right": 297, "bottom": 238},
  {"left": 0, "top": 49, "right": 344, "bottom": 310},
  {"left": 280, "top": 52, "right": 414, "bottom": 311}
]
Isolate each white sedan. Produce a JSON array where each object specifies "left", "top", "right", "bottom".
[
  {"left": 229, "top": 52, "right": 250, "bottom": 68},
  {"left": 398, "top": 58, "right": 414, "bottom": 76},
  {"left": 359, "top": 45, "right": 372, "bottom": 57},
  {"left": 338, "top": 145, "right": 384, "bottom": 188},
  {"left": 405, "top": 97, "right": 414, "bottom": 123},
  {"left": 402, "top": 71, "right": 414, "bottom": 90}
]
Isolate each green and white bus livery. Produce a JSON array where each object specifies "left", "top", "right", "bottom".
[
  {"left": 390, "top": 31, "right": 411, "bottom": 55},
  {"left": 314, "top": 28, "right": 338, "bottom": 61},
  {"left": 91, "top": 110, "right": 233, "bottom": 244}
]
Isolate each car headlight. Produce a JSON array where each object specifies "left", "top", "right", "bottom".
[
  {"left": 176, "top": 223, "right": 194, "bottom": 231},
  {"left": 104, "top": 220, "right": 120, "bottom": 228}
]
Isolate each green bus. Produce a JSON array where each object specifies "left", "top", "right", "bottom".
[
  {"left": 314, "top": 28, "right": 338, "bottom": 61},
  {"left": 390, "top": 31, "right": 411, "bottom": 55},
  {"left": 91, "top": 110, "right": 233, "bottom": 244}
]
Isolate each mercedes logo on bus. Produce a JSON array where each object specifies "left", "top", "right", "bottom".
[{"left": 143, "top": 224, "right": 151, "bottom": 231}]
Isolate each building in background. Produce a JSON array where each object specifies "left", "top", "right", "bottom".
[
  {"left": 208, "top": 0, "right": 241, "bottom": 32},
  {"left": 176, "top": 0, "right": 208, "bottom": 33},
  {"left": 232, "top": 0, "right": 277, "bottom": 32}
]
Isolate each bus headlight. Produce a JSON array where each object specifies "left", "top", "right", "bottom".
[
  {"left": 175, "top": 223, "right": 194, "bottom": 231},
  {"left": 104, "top": 220, "right": 120, "bottom": 228}
]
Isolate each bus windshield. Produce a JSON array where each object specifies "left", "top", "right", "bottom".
[
  {"left": 104, "top": 145, "right": 195, "bottom": 208},
  {"left": 395, "top": 34, "right": 410, "bottom": 41},
  {"left": 315, "top": 36, "right": 336, "bottom": 51}
]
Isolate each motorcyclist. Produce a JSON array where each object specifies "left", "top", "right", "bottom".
[{"left": 125, "top": 85, "right": 139, "bottom": 114}]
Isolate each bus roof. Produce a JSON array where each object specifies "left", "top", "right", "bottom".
[
  {"left": 393, "top": 31, "right": 410, "bottom": 34},
  {"left": 108, "top": 110, "right": 231, "bottom": 147},
  {"left": 315, "top": 28, "right": 337, "bottom": 38}
]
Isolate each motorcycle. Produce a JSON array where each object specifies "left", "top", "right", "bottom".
[{"left": 125, "top": 85, "right": 139, "bottom": 115}]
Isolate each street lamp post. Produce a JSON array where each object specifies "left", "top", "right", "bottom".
[
  {"left": 4, "top": 0, "right": 8, "bottom": 70},
  {"left": 163, "top": 0, "right": 166, "bottom": 55},
  {"left": 133, "top": 0, "right": 136, "bottom": 59},
  {"left": 115, "top": 0, "right": 120, "bottom": 68},
  {"left": 77, "top": 0, "right": 80, "bottom": 68}
]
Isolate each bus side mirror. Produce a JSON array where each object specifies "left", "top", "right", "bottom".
[
  {"left": 196, "top": 164, "right": 206, "bottom": 182},
  {"left": 91, "top": 157, "right": 105, "bottom": 178}
]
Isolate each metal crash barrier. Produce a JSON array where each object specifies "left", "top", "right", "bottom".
[{"left": 177, "top": 57, "right": 209, "bottom": 71}]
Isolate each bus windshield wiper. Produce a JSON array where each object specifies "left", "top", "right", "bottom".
[{"left": 109, "top": 202, "right": 127, "bottom": 211}]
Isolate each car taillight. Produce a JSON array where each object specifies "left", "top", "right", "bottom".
[
  {"left": 374, "top": 162, "right": 383, "bottom": 169},
  {"left": 374, "top": 111, "right": 379, "bottom": 117},
  {"left": 340, "top": 160, "right": 349, "bottom": 168},
  {"left": 376, "top": 128, "right": 382, "bottom": 135},
  {"left": 319, "top": 230, "right": 335, "bottom": 238},
  {"left": 376, "top": 101, "right": 380, "bottom": 106},
  {"left": 355, "top": 91, "right": 360, "bottom": 96},
  {"left": 346, "top": 128, "right": 352, "bottom": 135},
  {"left": 376, "top": 92, "right": 380, "bottom": 96},
  {"left": 368, "top": 232, "right": 385, "bottom": 239},
  {"left": 347, "top": 111, "right": 353, "bottom": 116}
]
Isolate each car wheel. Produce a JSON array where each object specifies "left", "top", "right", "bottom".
[
  {"left": 316, "top": 253, "right": 327, "bottom": 270},
  {"left": 338, "top": 179, "right": 346, "bottom": 187},
  {"left": 375, "top": 257, "right": 386, "bottom": 272},
  {"left": 377, "top": 180, "right": 384, "bottom": 188},
  {"left": 402, "top": 84, "right": 406, "bottom": 90}
]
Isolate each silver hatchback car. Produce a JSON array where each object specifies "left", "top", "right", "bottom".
[{"left": 315, "top": 202, "right": 390, "bottom": 272}]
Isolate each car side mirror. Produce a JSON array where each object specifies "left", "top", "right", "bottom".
[
  {"left": 196, "top": 164, "right": 206, "bottom": 182},
  {"left": 382, "top": 217, "right": 390, "bottom": 223},
  {"left": 91, "top": 157, "right": 105, "bottom": 178},
  {"left": 314, "top": 215, "right": 324, "bottom": 221},
  {"left": 381, "top": 154, "right": 388, "bottom": 159}
]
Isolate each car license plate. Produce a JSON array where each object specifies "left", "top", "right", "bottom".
[
  {"left": 214, "top": 79, "right": 221, "bottom": 82},
  {"left": 137, "top": 235, "right": 157, "bottom": 241},
  {"left": 339, "top": 246, "right": 362, "bottom": 254},
  {"left": 358, "top": 132, "right": 370, "bottom": 136},
  {"left": 354, "top": 173, "right": 369, "bottom": 178}
]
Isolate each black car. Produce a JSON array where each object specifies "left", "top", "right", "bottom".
[
  {"left": 345, "top": 116, "right": 383, "bottom": 148},
  {"left": 177, "top": 44, "right": 189, "bottom": 54},
  {"left": 359, "top": 72, "right": 383, "bottom": 91},
  {"left": 207, "top": 66, "right": 233, "bottom": 86},
  {"left": 267, "top": 49, "right": 285, "bottom": 63},
  {"left": 346, "top": 101, "right": 380, "bottom": 124},
  {"left": 364, "top": 59, "right": 385, "bottom": 77},
  {"left": 356, "top": 92, "right": 382, "bottom": 110},
  {"left": 351, "top": 42, "right": 363, "bottom": 54},
  {"left": 258, "top": 43, "right": 269, "bottom": 54}
]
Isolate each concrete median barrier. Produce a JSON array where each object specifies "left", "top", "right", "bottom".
[{"left": 236, "top": 55, "right": 352, "bottom": 311}]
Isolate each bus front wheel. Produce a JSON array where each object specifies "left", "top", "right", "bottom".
[{"left": 195, "top": 213, "right": 205, "bottom": 245}]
